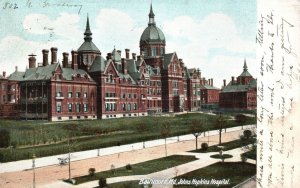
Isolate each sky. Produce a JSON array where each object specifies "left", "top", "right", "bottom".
[{"left": 0, "top": 0, "right": 256, "bottom": 88}]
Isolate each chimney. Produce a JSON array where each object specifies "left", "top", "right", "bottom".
[
  {"left": 231, "top": 76, "right": 235, "bottom": 85},
  {"left": 121, "top": 58, "right": 127, "bottom": 74},
  {"left": 125, "top": 49, "right": 130, "bottom": 59},
  {"left": 15, "top": 66, "right": 18, "bottom": 72},
  {"left": 211, "top": 78, "right": 213, "bottom": 86},
  {"left": 28, "top": 54, "right": 37, "bottom": 68},
  {"left": 62, "top": 52, "right": 69, "bottom": 68},
  {"left": 208, "top": 79, "right": 211, "bottom": 86},
  {"left": 132, "top": 53, "right": 136, "bottom": 60},
  {"left": 71, "top": 50, "right": 78, "bottom": 70},
  {"left": 42, "top": 49, "right": 49, "bottom": 66},
  {"left": 106, "top": 53, "right": 112, "bottom": 60},
  {"left": 50, "top": 47, "right": 58, "bottom": 64},
  {"left": 2, "top": 71, "right": 6, "bottom": 77},
  {"left": 137, "top": 55, "right": 141, "bottom": 60},
  {"left": 179, "top": 59, "right": 184, "bottom": 67},
  {"left": 117, "top": 50, "right": 121, "bottom": 56},
  {"left": 223, "top": 79, "right": 226, "bottom": 87},
  {"left": 203, "top": 77, "right": 206, "bottom": 85}
]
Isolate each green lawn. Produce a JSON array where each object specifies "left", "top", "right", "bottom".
[
  {"left": 0, "top": 113, "right": 256, "bottom": 162},
  {"left": 241, "top": 148, "right": 256, "bottom": 160},
  {"left": 173, "top": 162, "right": 256, "bottom": 188},
  {"left": 69, "top": 155, "right": 197, "bottom": 185},
  {"left": 191, "top": 137, "right": 256, "bottom": 153}
]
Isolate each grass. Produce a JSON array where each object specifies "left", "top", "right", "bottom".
[
  {"left": 241, "top": 148, "right": 256, "bottom": 160},
  {"left": 68, "top": 155, "right": 197, "bottom": 185},
  {"left": 191, "top": 137, "right": 256, "bottom": 153},
  {"left": 0, "top": 113, "right": 256, "bottom": 162},
  {"left": 173, "top": 162, "right": 256, "bottom": 188}
]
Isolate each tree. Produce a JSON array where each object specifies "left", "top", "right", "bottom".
[
  {"left": 235, "top": 114, "right": 247, "bottom": 129},
  {"left": 161, "top": 122, "right": 171, "bottom": 157},
  {"left": 243, "top": 130, "right": 252, "bottom": 139},
  {"left": 98, "top": 177, "right": 107, "bottom": 188},
  {"left": 215, "top": 115, "right": 226, "bottom": 145},
  {"left": 0, "top": 129, "right": 10, "bottom": 148},
  {"left": 190, "top": 120, "right": 202, "bottom": 150}
]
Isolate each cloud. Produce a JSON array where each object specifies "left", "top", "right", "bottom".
[
  {"left": 163, "top": 13, "right": 256, "bottom": 87},
  {"left": 93, "top": 9, "right": 144, "bottom": 54},
  {"left": 0, "top": 13, "right": 84, "bottom": 74},
  {"left": 23, "top": 13, "right": 82, "bottom": 40}
]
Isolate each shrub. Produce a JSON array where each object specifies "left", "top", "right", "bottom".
[
  {"left": 241, "top": 155, "right": 247, "bottom": 162},
  {"left": 235, "top": 114, "right": 247, "bottom": 124},
  {"left": 125, "top": 163, "right": 132, "bottom": 171},
  {"left": 88, "top": 168, "right": 96, "bottom": 176},
  {"left": 243, "top": 130, "right": 252, "bottom": 139},
  {"left": 98, "top": 177, "right": 107, "bottom": 188},
  {"left": 201, "top": 143, "right": 208, "bottom": 151},
  {"left": 0, "top": 129, "right": 10, "bottom": 148}
]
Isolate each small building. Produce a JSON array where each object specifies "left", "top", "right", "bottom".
[{"left": 219, "top": 60, "right": 257, "bottom": 110}]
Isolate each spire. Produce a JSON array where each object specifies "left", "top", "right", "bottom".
[
  {"left": 84, "top": 14, "right": 92, "bottom": 42},
  {"left": 148, "top": 3, "right": 156, "bottom": 26},
  {"left": 243, "top": 58, "right": 248, "bottom": 71}
]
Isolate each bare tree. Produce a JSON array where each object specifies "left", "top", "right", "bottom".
[
  {"left": 215, "top": 115, "right": 226, "bottom": 145},
  {"left": 161, "top": 122, "right": 171, "bottom": 157},
  {"left": 190, "top": 120, "right": 202, "bottom": 150}
]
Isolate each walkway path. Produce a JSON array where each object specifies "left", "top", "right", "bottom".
[{"left": 0, "top": 125, "right": 255, "bottom": 188}]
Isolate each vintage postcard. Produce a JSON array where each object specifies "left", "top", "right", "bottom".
[{"left": 0, "top": 0, "right": 298, "bottom": 187}]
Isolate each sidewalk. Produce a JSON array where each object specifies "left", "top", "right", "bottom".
[
  {"left": 0, "top": 125, "right": 255, "bottom": 188},
  {"left": 0, "top": 125, "right": 255, "bottom": 173},
  {"left": 60, "top": 145, "right": 253, "bottom": 188}
]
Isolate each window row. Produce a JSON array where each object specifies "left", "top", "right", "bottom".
[
  {"left": 56, "top": 102, "right": 89, "bottom": 113},
  {"left": 56, "top": 92, "right": 88, "bottom": 98}
]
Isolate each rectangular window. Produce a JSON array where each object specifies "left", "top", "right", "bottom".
[
  {"left": 68, "top": 103, "right": 72, "bottom": 112},
  {"left": 133, "top": 94, "right": 137, "bottom": 99},
  {"left": 160, "top": 47, "right": 164, "bottom": 55},
  {"left": 56, "top": 92, "right": 63, "bottom": 97},
  {"left": 122, "top": 103, "right": 126, "bottom": 111},
  {"left": 76, "top": 92, "right": 81, "bottom": 98},
  {"left": 151, "top": 47, "right": 157, "bottom": 56},
  {"left": 128, "top": 94, "right": 131, "bottom": 98},
  {"left": 127, "top": 103, "right": 131, "bottom": 111},
  {"left": 83, "top": 103, "right": 88, "bottom": 112},
  {"left": 83, "top": 92, "right": 87, "bottom": 98},
  {"left": 68, "top": 92, "right": 72, "bottom": 98},
  {"left": 56, "top": 102, "right": 61, "bottom": 113},
  {"left": 133, "top": 103, "right": 137, "bottom": 110}
]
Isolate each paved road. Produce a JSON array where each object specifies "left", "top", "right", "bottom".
[{"left": 0, "top": 125, "right": 256, "bottom": 188}]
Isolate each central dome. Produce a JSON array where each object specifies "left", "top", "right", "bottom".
[{"left": 140, "top": 25, "right": 165, "bottom": 46}]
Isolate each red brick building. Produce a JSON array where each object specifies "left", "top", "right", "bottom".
[
  {"left": 0, "top": 4, "right": 223, "bottom": 121},
  {"left": 219, "top": 60, "right": 257, "bottom": 110}
]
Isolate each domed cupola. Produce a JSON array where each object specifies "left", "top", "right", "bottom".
[{"left": 140, "top": 4, "right": 166, "bottom": 58}]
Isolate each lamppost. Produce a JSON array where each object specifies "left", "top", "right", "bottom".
[
  {"left": 194, "top": 133, "right": 199, "bottom": 150},
  {"left": 32, "top": 153, "right": 36, "bottom": 188}
]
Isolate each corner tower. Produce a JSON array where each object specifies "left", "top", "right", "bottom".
[
  {"left": 140, "top": 4, "right": 166, "bottom": 59},
  {"left": 78, "top": 15, "right": 101, "bottom": 71}
]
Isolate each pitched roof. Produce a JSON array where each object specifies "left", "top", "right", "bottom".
[
  {"left": 22, "top": 64, "right": 59, "bottom": 81},
  {"left": 163, "top": 52, "right": 175, "bottom": 69},
  {"left": 8, "top": 71, "right": 25, "bottom": 81},
  {"left": 78, "top": 41, "right": 100, "bottom": 52},
  {"left": 89, "top": 56, "right": 107, "bottom": 72},
  {"left": 200, "top": 85, "right": 220, "bottom": 90},
  {"left": 112, "top": 49, "right": 121, "bottom": 62},
  {"left": 221, "top": 78, "right": 257, "bottom": 93},
  {"left": 61, "top": 68, "right": 95, "bottom": 82}
]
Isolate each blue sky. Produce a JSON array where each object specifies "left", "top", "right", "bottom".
[{"left": 0, "top": 0, "right": 256, "bottom": 87}]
